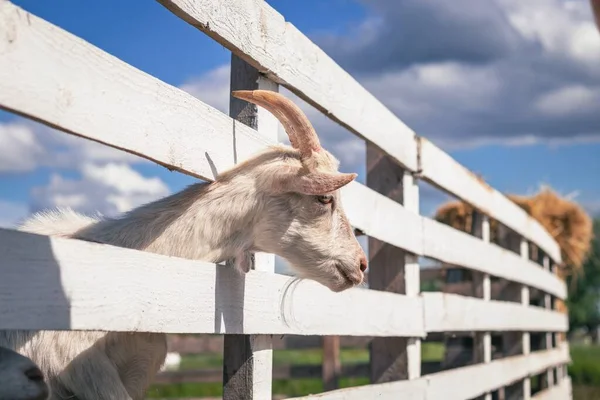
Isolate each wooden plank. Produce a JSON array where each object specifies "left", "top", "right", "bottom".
[
  {"left": 520, "top": 239, "right": 532, "bottom": 400},
  {"left": 0, "top": 1, "right": 268, "bottom": 183},
  {"left": 157, "top": 0, "right": 562, "bottom": 264},
  {"left": 287, "top": 346, "right": 570, "bottom": 400},
  {"left": 541, "top": 255, "right": 556, "bottom": 390},
  {"left": 341, "top": 182, "right": 422, "bottom": 256},
  {"left": 0, "top": 228, "right": 425, "bottom": 336},
  {"left": 419, "top": 138, "right": 561, "bottom": 262},
  {"left": 403, "top": 172, "right": 421, "bottom": 380},
  {"left": 425, "top": 346, "right": 570, "bottom": 400},
  {"left": 472, "top": 212, "right": 493, "bottom": 400},
  {"left": 322, "top": 336, "right": 341, "bottom": 391},
  {"left": 223, "top": 54, "right": 277, "bottom": 400},
  {"left": 286, "top": 378, "right": 427, "bottom": 400},
  {"left": 156, "top": 0, "right": 419, "bottom": 172},
  {"left": 422, "top": 294, "right": 568, "bottom": 333},
  {"left": 366, "top": 142, "right": 410, "bottom": 383},
  {"left": 0, "top": 2, "right": 423, "bottom": 258},
  {"left": 421, "top": 218, "right": 567, "bottom": 299}
]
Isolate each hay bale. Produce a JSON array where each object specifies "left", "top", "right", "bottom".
[
  {"left": 434, "top": 187, "right": 592, "bottom": 344},
  {"left": 434, "top": 187, "right": 593, "bottom": 277},
  {"left": 508, "top": 188, "right": 593, "bottom": 277}
]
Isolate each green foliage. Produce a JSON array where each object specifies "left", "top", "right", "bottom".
[
  {"left": 420, "top": 279, "right": 443, "bottom": 292},
  {"left": 567, "top": 219, "right": 600, "bottom": 332},
  {"left": 421, "top": 342, "right": 444, "bottom": 362},
  {"left": 569, "top": 344, "right": 600, "bottom": 386},
  {"left": 147, "top": 377, "right": 371, "bottom": 398}
]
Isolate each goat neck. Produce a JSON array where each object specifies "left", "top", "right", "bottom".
[{"left": 72, "top": 174, "right": 263, "bottom": 269}]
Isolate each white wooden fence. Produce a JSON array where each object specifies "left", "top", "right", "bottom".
[{"left": 0, "top": 0, "right": 571, "bottom": 399}]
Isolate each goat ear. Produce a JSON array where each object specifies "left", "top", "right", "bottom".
[{"left": 288, "top": 172, "right": 357, "bottom": 195}]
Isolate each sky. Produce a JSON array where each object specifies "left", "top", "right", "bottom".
[{"left": 1, "top": 0, "right": 599, "bottom": 270}]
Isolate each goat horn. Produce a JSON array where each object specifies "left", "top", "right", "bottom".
[{"left": 231, "top": 90, "right": 321, "bottom": 158}]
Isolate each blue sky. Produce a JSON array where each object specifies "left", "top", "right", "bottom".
[{"left": 1, "top": 0, "right": 599, "bottom": 232}]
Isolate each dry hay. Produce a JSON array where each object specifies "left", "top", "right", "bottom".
[
  {"left": 434, "top": 187, "right": 594, "bottom": 277},
  {"left": 434, "top": 187, "right": 592, "bottom": 343}
]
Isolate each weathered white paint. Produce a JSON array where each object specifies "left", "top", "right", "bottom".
[
  {"left": 521, "top": 239, "right": 532, "bottom": 400},
  {"left": 543, "top": 255, "right": 556, "bottom": 388},
  {"left": 425, "top": 345, "right": 570, "bottom": 400},
  {"left": 422, "top": 293, "right": 568, "bottom": 333},
  {"left": 532, "top": 377, "right": 572, "bottom": 400},
  {"left": 481, "top": 215, "right": 493, "bottom": 400},
  {"left": 403, "top": 172, "right": 421, "bottom": 381},
  {"left": 0, "top": 1, "right": 422, "bottom": 258},
  {"left": 0, "top": 1, "right": 268, "bottom": 183},
  {"left": 245, "top": 73, "right": 278, "bottom": 400},
  {"left": 341, "top": 181, "right": 422, "bottom": 256},
  {"left": 0, "top": 1, "right": 570, "bottom": 398},
  {"left": 0, "top": 228, "right": 425, "bottom": 337},
  {"left": 286, "top": 378, "right": 428, "bottom": 400},
  {"left": 156, "top": 0, "right": 419, "bottom": 172},
  {"left": 249, "top": 334, "right": 273, "bottom": 398},
  {"left": 419, "top": 138, "right": 561, "bottom": 263},
  {"left": 155, "top": 0, "right": 567, "bottom": 270},
  {"left": 288, "top": 346, "right": 570, "bottom": 400},
  {"left": 422, "top": 218, "right": 567, "bottom": 299}
]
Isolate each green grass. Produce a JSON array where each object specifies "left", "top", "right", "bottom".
[
  {"left": 149, "top": 342, "right": 600, "bottom": 398},
  {"left": 149, "top": 342, "right": 445, "bottom": 397},
  {"left": 569, "top": 344, "right": 600, "bottom": 386},
  {"left": 173, "top": 342, "right": 443, "bottom": 371},
  {"left": 568, "top": 344, "right": 600, "bottom": 400},
  {"left": 421, "top": 342, "right": 444, "bottom": 362},
  {"left": 147, "top": 377, "right": 372, "bottom": 398}
]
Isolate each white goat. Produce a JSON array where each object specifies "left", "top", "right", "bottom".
[
  {"left": 0, "top": 346, "right": 49, "bottom": 400},
  {"left": 0, "top": 90, "right": 367, "bottom": 400}
]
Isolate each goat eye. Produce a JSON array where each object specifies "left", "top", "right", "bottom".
[{"left": 317, "top": 195, "right": 333, "bottom": 205}]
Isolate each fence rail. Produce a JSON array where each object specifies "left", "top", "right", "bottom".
[{"left": 0, "top": 0, "right": 571, "bottom": 399}]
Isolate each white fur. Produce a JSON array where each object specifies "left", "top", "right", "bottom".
[{"left": 0, "top": 346, "right": 49, "bottom": 400}]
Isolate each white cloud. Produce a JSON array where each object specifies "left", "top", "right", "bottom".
[
  {"left": 534, "top": 84, "right": 599, "bottom": 116},
  {"left": 0, "top": 118, "right": 148, "bottom": 173},
  {"left": 502, "top": 0, "right": 600, "bottom": 68},
  {"left": 316, "top": 0, "right": 600, "bottom": 148},
  {"left": 180, "top": 64, "right": 231, "bottom": 114},
  {"left": 30, "top": 163, "right": 170, "bottom": 217},
  {"left": 0, "top": 122, "right": 44, "bottom": 173}
]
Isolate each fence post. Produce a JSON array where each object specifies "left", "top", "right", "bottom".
[
  {"left": 497, "top": 227, "right": 525, "bottom": 400},
  {"left": 520, "top": 239, "right": 532, "bottom": 400},
  {"left": 541, "top": 255, "right": 556, "bottom": 390},
  {"left": 322, "top": 336, "right": 341, "bottom": 390},
  {"left": 403, "top": 171, "right": 421, "bottom": 380},
  {"left": 223, "top": 53, "right": 279, "bottom": 400},
  {"left": 366, "top": 143, "right": 420, "bottom": 382},
  {"left": 472, "top": 212, "right": 492, "bottom": 400}
]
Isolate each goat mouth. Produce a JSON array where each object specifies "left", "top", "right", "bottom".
[{"left": 336, "top": 265, "right": 358, "bottom": 286}]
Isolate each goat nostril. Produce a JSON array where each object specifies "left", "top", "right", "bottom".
[
  {"left": 24, "top": 366, "right": 44, "bottom": 382},
  {"left": 359, "top": 256, "right": 368, "bottom": 272}
]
